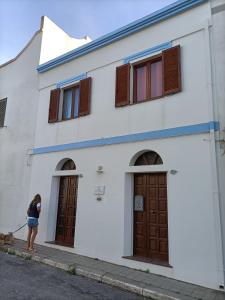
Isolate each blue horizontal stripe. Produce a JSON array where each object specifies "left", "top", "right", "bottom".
[
  {"left": 123, "top": 42, "right": 172, "bottom": 64},
  {"left": 56, "top": 73, "right": 87, "bottom": 88},
  {"left": 37, "top": 0, "right": 207, "bottom": 73},
  {"left": 32, "top": 121, "right": 219, "bottom": 155}
]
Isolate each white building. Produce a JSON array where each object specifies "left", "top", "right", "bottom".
[
  {"left": 1, "top": 0, "right": 225, "bottom": 291},
  {"left": 0, "top": 16, "right": 90, "bottom": 235}
]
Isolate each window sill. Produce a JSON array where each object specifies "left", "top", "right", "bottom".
[
  {"left": 49, "top": 118, "right": 76, "bottom": 124},
  {"left": 61, "top": 117, "right": 78, "bottom": 122},
  {"left": 115, "top": 95, "right": 167, "bottom": 109},
  {"left": 122, "top": 255, "right": 172, "bottom": 268},
  {"left": 131, "top": 95, "right": 164, "bottom": 105},
  {"left": 49, "top": 113, "right": 89, "bottom": 124}
]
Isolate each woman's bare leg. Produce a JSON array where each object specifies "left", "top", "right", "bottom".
[
  {"left": 27, "top": 227, "right": 32, "bottom": 250},
  {"left": 29, "top": 227, "right": 38, "bottom": 250}
]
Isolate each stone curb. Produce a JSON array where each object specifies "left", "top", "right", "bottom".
[
  {"left": 75, "top": 266, "right": 103, "bottom": 281},
  {"left": 0, "top": 246, "right": 180, "bottom": 300}
]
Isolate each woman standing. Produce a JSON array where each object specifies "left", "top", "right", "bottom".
[{"left": 27, "top": 194, "right": 41, "bottom": 251}]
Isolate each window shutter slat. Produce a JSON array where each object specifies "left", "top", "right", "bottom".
[
  {"left": 48, "top": 88, "right": 60, "bottom": 123},
  {"left": 115, "top": 64, "right": 130, "bottom": 107},
  {"left": 163, "top": 45, "right": 181, "bottom": 95},
  {"left": 0, "top": 98, "right": 7, "bottom": 127},
  {"left": 79, "top": 77, "right": 91, "bottom": 116}
]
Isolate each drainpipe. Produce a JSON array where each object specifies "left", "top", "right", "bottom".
[{"left": 204, "top": 17, "right": 225, "bottom": 287}]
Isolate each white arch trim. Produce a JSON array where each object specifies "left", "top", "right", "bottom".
[{"left": 55, "top": 158, "right": 76, "bottom": 171}]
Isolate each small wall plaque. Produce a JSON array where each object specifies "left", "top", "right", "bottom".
[
  {"left": 94, "top": 185, "right": 105, "bottom": 195},
  {"left": 134, "top": 195, "right": 144, "bottom": 211}
]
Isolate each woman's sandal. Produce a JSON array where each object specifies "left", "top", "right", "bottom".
[{"left": 28, "top": 248, "right": 36, "bottom": 252}]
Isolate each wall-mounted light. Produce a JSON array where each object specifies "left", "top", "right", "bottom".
[
  {"left": 96, "top": 166, "right": 104, "bottom": 174},
  {"left": 170, "top": 170, "right": 178, "bottom": 175}
]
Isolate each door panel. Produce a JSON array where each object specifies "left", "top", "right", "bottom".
[
  {"left": 55, "top": 176, "right": 78, "bottom": 246},
  {"left": 133, "top": 173, "right": 168, "bottom": 263}
]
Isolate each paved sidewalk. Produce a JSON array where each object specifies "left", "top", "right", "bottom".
[{"left": 0, "top": 239, "right": 224, "bottom": 300}]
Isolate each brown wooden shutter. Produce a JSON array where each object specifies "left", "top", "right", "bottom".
[
  {"left": 115, "top": 64, "right": 130, "bottom": 107},
  {"left": 48, "top": 88, "right": 60, "bottom": 123},
  {"left": 163, "top": 45, "right": 181, "bottom": 95},
  {"left": 79, "top": 77, "right": 91, "bottom": 116}
]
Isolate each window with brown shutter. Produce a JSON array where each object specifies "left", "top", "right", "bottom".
[
  {"left": 0, "top": 98, "right": 7, "bottom": 127},
  {"left": 116, "top": 45, "right": 181, "bottom": 107},
  {"left": 79, "top": 77, "right": 91, "bottom": 116},
  {"left": 48, "top": 88, "right": 60, "bottom": 123},
  {"left": 49, "top": 77, "right": 92, "bottom": 123},
  {"left": 115, "top": 64, "right": 130, "bottom": 107},
  {"left": 163, "top": 45, "right": 181, "bottom": 95}
]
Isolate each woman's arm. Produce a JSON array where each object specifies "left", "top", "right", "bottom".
[{"left": 37, "top": 203, "right": 41, "bottom": 214}]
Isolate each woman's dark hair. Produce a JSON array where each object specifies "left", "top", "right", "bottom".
[{"left": 31, "top": 194, "right": 41, "bottom": 205}]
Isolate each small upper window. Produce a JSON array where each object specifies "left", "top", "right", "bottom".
[
  {"left": 0, "top": 98, "right": 7, "bottom": 127},
  {"left": 133, "top": 55, "right": 163, "bottom": 103},
  {"left": 134, "top": 151, "right": 163, "bottom": 166},
  {"left": 62, "top": 85, "right": 80, "bottom": 120},
  {"left": 115, "top": 46, "right": 181, "bottom": 107}
]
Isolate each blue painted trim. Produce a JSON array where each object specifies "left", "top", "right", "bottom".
[
  {"left": 56, "top": 73, "right": 87, "bottom": 88},
  {"left": 210, "top": 121, "right": 220, "bottom": 131},
  {"left": 32, "top": 121, "right": 219, "bottom": 155},
  {"left": 37, "top": 0, "right": 207, "bottom": 73},
  {"left": 123, "top": 42, "right": 172, "bottom": 64}
]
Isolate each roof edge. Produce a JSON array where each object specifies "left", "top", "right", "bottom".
[{"left": 37, "top": 0, "right": 208, "bottom": 73}]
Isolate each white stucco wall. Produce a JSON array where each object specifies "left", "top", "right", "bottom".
[
  {"left": 0, "top": 32, "right": 42, "bottom": 236},
  {"left": 0, "top": 16, "right": 91, "bottom": 237},
  {"left": 27, "top": 133, "right": 221, "bottom": 289},
  {"left": 39, "top": 16, "right": 91, "bottom": 64},
  {"left": 35, "top": 3, "right": 212, "bottom": 149},
  {"left": 210, "top": 0, "right": 225, "bottom": 283},
  {"left": 1, "top": 0, "right": 224, "bottom": 291},
  {"left": 24, "top": 0, "right": 224, "bottom": 290}
]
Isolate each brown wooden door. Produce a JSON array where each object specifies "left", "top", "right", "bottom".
[
  {"left": 133, "top": 173, "right": 168, "bottom": 263},
  {"left": 55, "top": 176, "right": 78, "bottom": 246}
]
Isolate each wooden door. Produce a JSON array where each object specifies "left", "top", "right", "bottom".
[
  {"left": 133, "top": 173, "right": 168, "bottom": 263},
  {"left": 55, "top": 176, "right": 78, "bottom": 246}
]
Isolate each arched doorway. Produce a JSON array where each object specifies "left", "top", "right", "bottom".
[
  {"left": 131, "top": 151, "right": 168, "bottom": 264},
  {"left": 55, "top": 159, "right": 78, "bottom": 247}
]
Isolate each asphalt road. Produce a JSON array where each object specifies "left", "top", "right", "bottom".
[{"left": 0, "top": 251, "right": 147, "bottom": 300}]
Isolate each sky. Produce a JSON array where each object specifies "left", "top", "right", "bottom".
[{"left": 0, "top": 0, "right": 176, "bottom": 65}]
